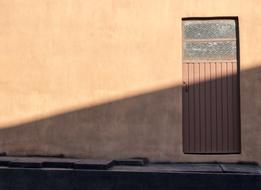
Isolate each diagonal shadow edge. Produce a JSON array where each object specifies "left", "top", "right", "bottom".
[{"left": 0, "top": 66, "right": 259, "bottom": 160}]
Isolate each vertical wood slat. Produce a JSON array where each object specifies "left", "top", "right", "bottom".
[
  {"left": 199, "top": 63, "right": 206, "bottom": 152},
  {"left": 221, "top": 62, "right": 229, "bottom": 152},
  {"left": 182, "top": 63, "right": 189, "bottom": 152},
  {"left": 194, "top": 63, "right": 201, "bottom": 152},
  {"left": 216, "top": 62, "right": 223, "bottom": 152},
  {"left": 205, "top": 62, "right": 212, "bottom": 152},
  {"left": 210, "top": 63, "right": 217, "bottom": 152},
  {"left": 227, "top": 62, "right": 234, "bottom": 152},
  {"left": 188, "top": 63, "right": 195, "bottom": 152}
]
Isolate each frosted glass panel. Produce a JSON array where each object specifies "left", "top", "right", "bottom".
[
  {"left": 183, "top": 19, "right": 237, "bottom": 60},
  {"left": 184, "top": 20, "right": 236, "bottom": 39},
  {"left": 184, "top": 41, "right": 236, "bottom": 60}
]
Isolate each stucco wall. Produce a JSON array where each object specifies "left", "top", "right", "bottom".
[{"left": 0, "top": 0, "right": 260, "bottom": 163}]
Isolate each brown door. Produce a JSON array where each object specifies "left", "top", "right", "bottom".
[{"left": 182, "top": 18, "right": 241, "bottom": 154}]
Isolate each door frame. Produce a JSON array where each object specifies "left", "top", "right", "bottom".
[{"left": 181, "top": 17, "right": 241, "bottom": 154}]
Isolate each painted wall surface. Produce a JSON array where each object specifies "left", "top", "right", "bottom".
[{"left": 0, "top": 0, "right": 260, "bottom": 163}]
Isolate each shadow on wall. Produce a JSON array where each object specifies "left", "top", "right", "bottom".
[
  {"left": 240, "top": 65, "right": 261, "bottom": 161},
  {"left": 0, "top": 85, "right": 182, "bottom": 159},
  {"left": 0, "top": 66, "right": 260, "bottom": 161}
]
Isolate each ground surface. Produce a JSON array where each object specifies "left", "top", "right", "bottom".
[{"left": 0, "top": 156, "right": 260, "bottom": 190}]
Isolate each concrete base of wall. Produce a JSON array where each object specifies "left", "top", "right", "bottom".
[{"left": 0, "top": 156, "right": 260, "bottom": 190}]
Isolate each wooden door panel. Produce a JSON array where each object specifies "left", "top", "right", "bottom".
[{"left": 182, "top": 61, "right": 240, "bottom": 153}]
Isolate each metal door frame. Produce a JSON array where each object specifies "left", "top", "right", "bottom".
[{"left": 181, "top": 17, "right": 241, "bottom": 154}]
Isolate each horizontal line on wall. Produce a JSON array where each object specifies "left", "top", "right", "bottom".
[{"left": 184, "top": 38, "right": 236, "bottom": 42}]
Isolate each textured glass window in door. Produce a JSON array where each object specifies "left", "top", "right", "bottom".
[{"left": 183, "top": 20, "right": 237, "bottom": 61}]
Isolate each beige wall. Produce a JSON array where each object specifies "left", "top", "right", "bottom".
[{"left": 0, "top": 0, "right": 260, "bottom": 163}]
